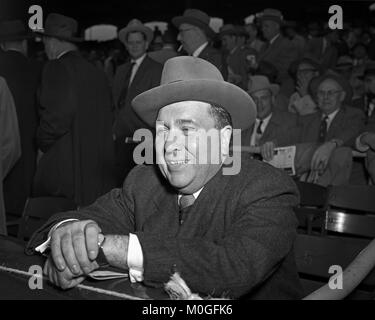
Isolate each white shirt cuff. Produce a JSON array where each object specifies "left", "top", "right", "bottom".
[
  {"left": 34, "top": 219, "right": 79, "bottom": 253},
  {"left": 356, "top": 134, "right": 370, "bottom": 153},
  {"left": 127, "top": 233, "right": 144, "bottom": 283}
]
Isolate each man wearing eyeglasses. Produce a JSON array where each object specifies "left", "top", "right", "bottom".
[
  {"left": 172, "top": 9, "right": 226, "bottom": 79},
  {"left": 295, "top": 73, "right": 365, "bottom": 186}
]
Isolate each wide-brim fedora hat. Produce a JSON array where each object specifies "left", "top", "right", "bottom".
[
  {"left": 248, "top": 75, "right": 280, "bottom": 96},
  {"left": 118, "top": 19, "right": 153, "bottom": 44},
  {"left": 132, "top": 56, "right": 256, "bottom": 130},
  {"left": 309, "top": 71, "right": 353, "bottom": 103},
  {"left": 0, "top": 20, "right": 33, "bottom": 42},
  {"left": 258, "top": 8, "right": 285, "bottom": 26},
  {"left": 35, "top": 13, "right": 83, "bottom": 42},
  {"left": 172, "top": 9, "right": 216, "bottom": 39}
]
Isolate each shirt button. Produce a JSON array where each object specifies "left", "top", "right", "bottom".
[{"left": 180, "top": 219, "right": 184, "bottom": 225}]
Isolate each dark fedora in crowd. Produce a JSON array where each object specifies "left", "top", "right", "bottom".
[
  {"left": 172, "top": 8, "right": 216, "bottom": 39},
  {"left": 132, "top": 56, "right": 256, "bottom": 130},
  {"left": 118, "top": 19, "right": 153, "bottom": 44},
  {"left": 309, "top": 71, "right": 353, "bottom": 103},
  {"left": 0, "top": 20, "right": 33, "bottom": 42},
  {"left": 219, "top": 24, "right": 238, "bottom": 37},
  {"left": 35, "top": 13, "right": 83, "bottom": 42},
  {"left": 258, "top": 8, "right": 285, "bottom": 26}
]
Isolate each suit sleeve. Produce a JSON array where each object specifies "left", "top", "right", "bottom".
[
  {"left": 336, "top": 109, "right": 366, "bottom": 147},
  {"left": 37, "top": 61, "right": 75, "bottom": 152},
  {"left": 26, "top": 170, "right": 138, "bottom": 254},
  {"left": 135, "top": 172, "right": 299, "bottom": 298}
]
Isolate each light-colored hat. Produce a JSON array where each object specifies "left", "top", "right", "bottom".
[
  {"left": 247, "top": 75, "right": 280, "bottom": 96},
  {"left": 132, "top": 56, "right": 256, "bottom": 130},
  {"left": 258, "top": 8, "right": 284, "bottom": 25},
  {"left": 172, "top": 9, "right": 216, "bottom": 39},
  {"left": 118, "top": 19, "right": 153, "bottom": 44}
]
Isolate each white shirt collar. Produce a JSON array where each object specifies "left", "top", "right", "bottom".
[
  {"left": 131, "top": 53, "right": 147, "bottom": 66},
  {"left": 269, "top": 33, "right": 280, "bottom": 45},
  {"left": 57, "top": 50, "right": 74, "bottom": 59},
  {"left": 250, "top": 113, "right": 273, "bottom": 146},
  {"left": 322, "top": 108, "right": 340, "bottom": 130},
  {"left": 192, "top": 42, "right": 208, "bottom": 57},
  {"left": 178, "top": 187, "right": 203, "bottom": 203}
]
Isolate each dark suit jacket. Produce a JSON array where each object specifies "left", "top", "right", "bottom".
[
  {"left": 0, "top": 50, "right": 42, "bottom": 215},
  {"left": 198, "top": 45, "right": 227, "bottom": 80},
  {"left": 305, "top": 37, "right": 338, "bottom": 70},
  {"left": 112, "top": 55, "right": 162, "bottom": 138},
  {"left": 28, "top": 155, "right": 303, "bottom": 299},
  {"left": 258, "top": 35, "right": 298, "bottom": 81},
  {"left": 297, "top": 106, "right": 365, "bottom": 147},
  {"left": 34, "top": 51, "right": 116, "bottom": 206},
  {"left": 242, "top": 111, "right": 300, "bottom": 147}
]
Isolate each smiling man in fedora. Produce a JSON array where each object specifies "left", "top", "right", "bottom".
[
  {"left": 28, "top": 56, "right": 302, "bottom": 299},
  {"left": 33, "top": 13, "right": 116, "bottom": 207},
  {"left": 0, "top": 20, "right": 42, "bottom": 219},
  {"left": 112, "top": 19, "right": 162, "bottom": 184},
  {"left": 173, "top": 9, "right": 226, "bottom": 79}
]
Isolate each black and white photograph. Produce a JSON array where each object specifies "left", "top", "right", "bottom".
[{"left": 1, "top": 0, "right": 375, "bottom": 305}]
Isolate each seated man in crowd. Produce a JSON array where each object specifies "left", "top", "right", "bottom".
[
  {"left": 242, "top": 75, "right": 299, "bottom": 161},
  {"left": 296, "top": 72, "right": 365, "bottom": 186},
  {"left": 288, "top": 57, "right": 321, "bottom": 115},
  {"left": 28, "top": 57, "right": 303, "bottom": 299}
]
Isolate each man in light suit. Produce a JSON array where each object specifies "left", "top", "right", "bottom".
[
  {"left": 113, "top": 19, "right": 163, "bottom": 183},
  {"left": 28, "top": 57, "right": 302, "bottom": 300},
  {"left": 258, "top": 9, "right": 298, "bottom": 96},
  {"left": 172, "top": 9, "right": 227, "bottom": 79}
]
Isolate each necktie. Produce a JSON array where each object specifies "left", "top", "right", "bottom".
[
  {"left": 179, "top": 194, "right": 195, "bottom": 225},
  {"left": 318, "top": 116, "right": 329, "bottom": 143},
  {"left": 117, "top": 62, "right": 135, "bottom": 109}
]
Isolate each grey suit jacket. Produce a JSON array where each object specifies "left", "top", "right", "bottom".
[
  {"left": 27, "top": 155, "right": 303, "bottom": 299},
  {"left": 298, "top": 106, "right": 365, "bottom": 147}
]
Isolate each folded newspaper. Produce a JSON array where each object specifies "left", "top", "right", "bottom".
[
  {"left": 88, "top": 268, "right": 128, "bottom": 280},
  {"left": 264, "top": 145, "right": 296, "bottom": 176}
]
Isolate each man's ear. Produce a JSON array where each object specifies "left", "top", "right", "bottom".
[
  {"left": 339, "top": 90, "right": 346, "bottom": 103},
  {"left": 145, "top": 41, "right": 150, "bottom": 50},
  {"left": 220, "top": 125, "right": 233, "bottom": 157}
]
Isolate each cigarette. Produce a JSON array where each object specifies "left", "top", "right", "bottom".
[{"left": 178, "top": 45, "right": 183, "bottom": 52}]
